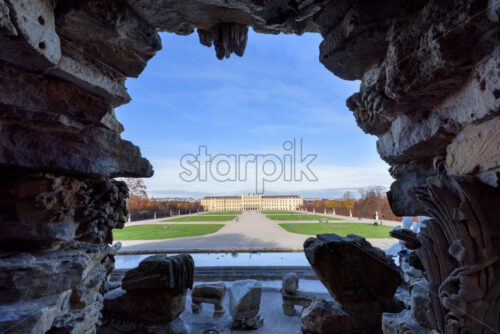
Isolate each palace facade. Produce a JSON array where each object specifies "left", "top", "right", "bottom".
[{"left": 201, "top": 194, "right": 303, "bottom": 211}]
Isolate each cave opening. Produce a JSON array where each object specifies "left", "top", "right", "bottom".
[{"left": 0, "top": 0, "right": 498, "bottom": 333}]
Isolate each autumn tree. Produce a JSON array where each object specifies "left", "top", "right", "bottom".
[
  {"left": 341, "top": 191, "right": 355, "bottom": 212},
  {"left": 123, "top": 178, "right": 148, "bottom": 199},
  {"left": 366, "top": 185, "right": 385, "bottom": 199},
  {"left": 122, "top": 178, "right": 149, "bottom": 212},
  {"left": 305, "top": 186, "right": 400, "bottom": 221}
]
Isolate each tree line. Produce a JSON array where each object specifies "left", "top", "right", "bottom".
[
  {"left": 123, "top": 179, "right": 400, "bottom": 222},
  {"left": 123, "top": 178, "right": 202, "bottom": 221},
  {"left": 302, "top": 186, "right": 401, "bottom": 221}
]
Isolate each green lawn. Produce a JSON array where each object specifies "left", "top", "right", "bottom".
[
  {"left": 162, "top": 215, "right": 236, "bottom": 222},
  {"left": 279, "top": 223, "right": 394, "bottom": 238},
  {"left": 113, "top": 224, "right": 224, "bottom": 240},
  {"left": 267, "top": 214, "right": 342, "bottom": 221},
  {"left": 200, "top": 211, "right": 242, "bottom": 215},
  {"left": 262, "top": 210, "right": 305, "bottom": 214}
]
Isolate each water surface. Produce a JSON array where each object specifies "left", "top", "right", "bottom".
[{"left": 115, "top": 251, "right": 310, "bottom": 269}]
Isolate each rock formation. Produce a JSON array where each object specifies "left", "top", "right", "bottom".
[
  {"left": 198, "top": 23, "right": 249, "bottom": 60},
  {"left": 0, "top": 170, "right": 128, "bottom": 333},
  {"left": 229, "top": 279, "right": 263, "bottom": 330},
  {"left": 99, "top": 254, "right": 194, "bottom": 333},
  {"left": 281, "top": 272, "right": 314, "bottom": 316},
  {"left": 303, "top": 234, "right": 404, "bottom": 333},
  {"left": 121, "top": 254, "right": 194, "bottom": 291},
  {"left": 383, "top": 233, "right": 435, "bottom": 334},
  {"left": 0, "top": 0, "right": 498, "bottom": 333},
  {"left": 0, "top": 0, "right": 155, "bottom": 332},
  {"left": 301, "top": 299, "right": 352, "bottom": 334},
  {"left": 191, "top": 283, "right": 227, "bottom": 318}
]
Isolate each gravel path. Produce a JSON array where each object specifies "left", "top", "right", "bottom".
[{"left": 117, "top": 211, "right": 399, "bottom": 252}]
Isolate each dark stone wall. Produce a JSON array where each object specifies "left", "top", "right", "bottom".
[{"left": 0, "top": 0, "right": 498, "bottom": 332}]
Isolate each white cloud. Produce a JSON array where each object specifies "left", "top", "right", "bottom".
[{"left": 141, "top": 157, "right": 393, "bottom": 199}]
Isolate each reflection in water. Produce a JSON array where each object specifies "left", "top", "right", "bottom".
[{"left": 115, "top": 252, "right": 309, "bottom": 269}]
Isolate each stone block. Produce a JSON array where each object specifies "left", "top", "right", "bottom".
[
  {"left": 301, "top": 299, "right": 352, "bottom": 334},
  {"left": 410, "top": 280, "right": 431, "bottom": 329},
  {"left": 282, "top": 272, "right": 299, "bottom": 295},
  {"left": 304, "top": 234, "right": 402, "bottom": 306},
  {"left": 281, "top": 272, "right": 314, "bottom": 316},
  {"left": 122, "top": 254, "right": 194, "bottom": 291},
  {"left": 191, "top": 283, "right": 226, "bottom": 318},
  {"left": 0, "top": 171, "right": 128, "bottom": 246},
  {"left": 229, "top": 279, "right": 262, "bottom": 321},
  {"left": 104, "top": 287, "right": 186, "bottom": 323},
  {"left": 304, "top": 234, "right": 403, "bottom": 332},
  {"left": 229, "top": 279, "right": 263, "bottom": 329}
]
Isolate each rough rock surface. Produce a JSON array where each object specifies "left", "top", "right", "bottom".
[
  {"left": 100, "top": 254, "right": 194, "bottom": 333},
  {"left": 410, "top": 176, "right": 500, "bottom": 333},
  {"left": 0, "top": 165, "right": 126, "bottom": 333},
  {"left": 303, "top": 234, "right": 403, "bottom": 333},
  {"left": 0, "top": 168, "right": 128, "bottom": 247},
  {"left": 103, "top": 287, "right": 186, "bottom": 323},
  {"left": 229, "top": 279, "right": 263, "bottom": 329},
  {"left": 122, "top": 254, "right": 194, "bottom": 291},
  {"left": 0, "top": 0, "right": 498, "bottom": 333},
  {"left": 191, "top": 283, "right": 227, "bottom": 318},
  {"left": 301, "top": 299, "right": 352, "bottom": 334},
  {"left": 0, "top": 61, "right": 152, "bottom": 178},
  {"left": 382, "top": 310, "right": 436, "bottom": 334},
  {"left": 282, "top": 272, "right": 299, "bottom": 295},
  {"left": 398, "top": 249, "right": 425, "bottom": 285},
  {"left": 192, "top": 283, "right": 226, "bottom": 301}
]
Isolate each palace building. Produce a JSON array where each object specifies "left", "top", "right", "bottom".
[{"left": 201, "top": 194, "right": 303, "bottom": 211}]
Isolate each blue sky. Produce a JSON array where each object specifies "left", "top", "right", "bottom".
[{"left": 117, "top": 30, "right": 393, "bottom": 198}]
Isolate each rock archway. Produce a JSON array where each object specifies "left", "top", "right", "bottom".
[{"left": 0, "top": 0, "right": 498, "bottom": 333}]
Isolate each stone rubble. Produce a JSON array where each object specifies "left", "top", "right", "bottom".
[
  {"left": 383, "top": 231, "right": 435, "bottom": 334},
  {"left": 229, "top": 279, "right": 263, "bottom": 330},
  {"left": 303, "top": 234, "right": 403, "bottom": 333},
  {"left": 191, "top": 283, "right": 227, "bottom": 318},
  {"left": 301, "top": 299, "right": 352, "bottom": 334},
  {"left": 121, "top": 254, "right": 194, "bottom": 291},
  {"left": 281, "top": 272, "right": 314, "bottom": 316},
  {"left": 0, "top": 0, "right": 498, "bottom": 333},
  {"left": 99, "top": 254, "right": 194, "bottom": 334}
]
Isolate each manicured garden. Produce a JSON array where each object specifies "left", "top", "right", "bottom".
[
  {"left": 279, "top": 223, "right": 393, "bottom": 238},
  {"left": 266, "top": 214, "right": 342, "bottom": 221},
  {"left": 162, "top": 215, "right": 237, "bottom": 222},
  {"left": 113, "top": 224, "right": 224, "bottom": 240},
  {"left": 200, "top": 211, "right": 242, "bottom": 215}
]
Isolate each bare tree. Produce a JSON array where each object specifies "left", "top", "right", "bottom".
[
  {"left": 123, "top": 178, "right": 148, "bottom": 200},
  {"left": 364, "top": 185, "right": 387, "bottom": 219},
  {"left": 343, "top": 191, "right": 354, "bottom": 200},
  {"left": 366, "top": 185, "right": 386, "bottom": 199},
  {"left": 358, "top": 188, "right": 367, "bottom": 200}
]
